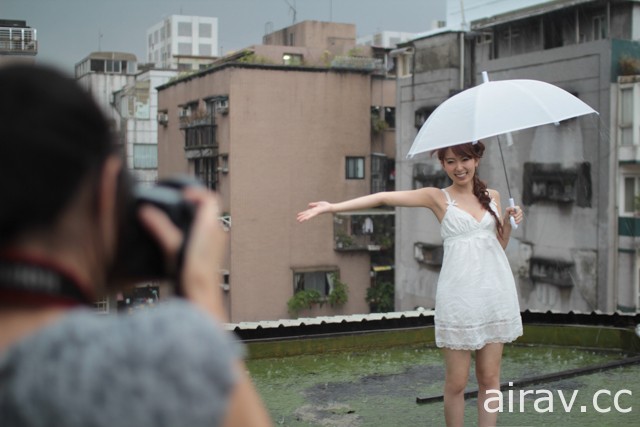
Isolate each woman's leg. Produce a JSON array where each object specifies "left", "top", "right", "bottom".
[
  {"left": 442, "top": 348, "right": 472, "bottom": 427},
  {"left": 475, "top": 343, "right": 504, "bottom": 427}
]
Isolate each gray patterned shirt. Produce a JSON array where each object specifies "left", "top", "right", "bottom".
[{"left": 0, "top": 300, "right": 239, "bottom": 427}]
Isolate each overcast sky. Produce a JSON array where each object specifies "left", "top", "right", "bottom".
[{"left": 2, "top": 0, "right": 447, "bottom": 74}]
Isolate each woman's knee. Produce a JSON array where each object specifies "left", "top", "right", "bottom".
[
  {"left": 475, "top": 366, "right": 500, "bottom": 389},
  {"left": 445, "top": 372, "right": 469, "bottom": 395}
]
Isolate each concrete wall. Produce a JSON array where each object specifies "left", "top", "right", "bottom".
[
  {"left": 395, "top": 28, "right": 616, "bottom": 313},
  {"left": 263, "top": 20, "right": 356, "bottom": 56}
]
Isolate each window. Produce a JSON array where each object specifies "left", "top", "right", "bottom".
[
  {"left": 194, "top": 157, "right": 217, "bottom": 189},
  {"left": 178, "top": 42, "right": 192, "bottom": 55},
  {"left": 199, "top": 44, "right": 212, "bottom": 56},
  {"left": 199, "top": 23, "right": 212, "bottom": 38},
  {"left": 178, "top": 22, "right": 192, "bottom": 37},
  {"left": 293, "top": 270, "right": 337, "bottom": 297},
  {"left": 413, "top": 164, "right": 450, "bottom": 190},
  {"left": 90, "top": 59, "right": 104, "bottom": 72},
  {"left": 282, "top": 53, "right": 303, "bottom": 66},
  {"left": 371, "top": 154, "right": 387, "bottom": 194},
  {"left": 593, "top": 15, "right": 606, "bottom": 41},
  {"left": 619, "top": 86, "right": 634, "bottom": 146},
  {"left": 346, "top": 157, "right": 365, "bottom": 179},
  {"left": 415, "top": 106, "right": 435, "bottom": 129},
  {"left": 522, "top": 162, "right": 592, "bottom": 207},
  {"left": 184, "top": 124, "right": 215, "bottom": 148},
  {"left": 622, "top": 175, "right": 640, "bottom": 215},
  {"left": 384, "top": 107, "right": 395, "bottom": 129},
  {"left": 133, "top": 144, "right": 158, "bottom": 169}
]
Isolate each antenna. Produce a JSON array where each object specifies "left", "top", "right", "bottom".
[
  {"left": 98, "top": 29, "right": 103, "bottom": 51},
  {"left": 283, "top": 0, "right": 297, "bottom": 24},
  {"left": 265, "top": 21, "right": 274, "bottom": 35},
  {"left": 459, "top": 0, "right": 467, "bottom": 30}
]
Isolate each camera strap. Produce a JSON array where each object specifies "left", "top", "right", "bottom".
[{"left": 0, "top": 256, "right": 94, "bottom": 307}]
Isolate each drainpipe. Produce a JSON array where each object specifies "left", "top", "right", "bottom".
[
  {"left": 607, "top": 1, "right": 611, "bottom": 39},
  {"left": 459, "top": 0, "right": 467, "bottom": 90},
  {"left": 460, "top": 32, "right": 465, "bottom": 90}
]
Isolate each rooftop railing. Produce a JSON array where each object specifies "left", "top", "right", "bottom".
[{"left": 0, "top": 27, "right": 37, "bottom": 55}]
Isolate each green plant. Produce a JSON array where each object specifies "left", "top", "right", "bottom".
[
  {"left": 366, "top": 281, "right": 394, "bottom": 313},
  {"left": 287, "top": 289, "right": 322, "bottom": 317},
  {"left": 347, "top": 47, "right": 364, "bottom": 57},
  {"left": 328, "top": 275, "right": 349, "bottom": 307},
  {"left": 237, "top": 52, "right": 275, "bottom": 65},
  {"left": 335, "top": 231, "right": 354, "bottom": 248},
  {"left": 371, "top": 115, "right": 388, "bottom": 134},
  {"left": 619, "top": 55, "right": 640, "bottom": 76}
]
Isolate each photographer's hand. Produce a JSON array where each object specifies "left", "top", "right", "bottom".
[
  {"left": 140, "top": 191, "right": 272, "bottom": 426},
  {"left": 139, "top": 188, "right": 228, "bottom": 322}
]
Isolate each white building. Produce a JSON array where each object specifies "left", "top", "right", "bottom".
[
  {"left": 75, "top": 52, "right": 138, "bottom": 132},
  {"left": 357, "top": 31, "right": 419, "bottom": 49},
  {"left": 147, "top": 15, "right": 218, "bottom": 71},
  {"left": 113, "top": 69, "right": 177, "bottom": 185},
  {"left": 0, "top": 19, "right": 37, "bottom": 66}
]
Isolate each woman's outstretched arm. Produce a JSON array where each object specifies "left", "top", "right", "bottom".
[{"left": 296, "top": 187, "right": 441, "bottom": 223}]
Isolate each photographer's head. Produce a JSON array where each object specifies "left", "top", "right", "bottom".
[{"left": 0, "top": 64, "right": 123, "bottom": 293}]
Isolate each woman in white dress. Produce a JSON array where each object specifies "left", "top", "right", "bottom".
[{"left": 297, "top": 141, "right": 524, "bottom": 427}]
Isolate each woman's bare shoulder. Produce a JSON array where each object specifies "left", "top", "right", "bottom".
[{"left": 487, "top": 188, "right": 501, "bottom": 200}]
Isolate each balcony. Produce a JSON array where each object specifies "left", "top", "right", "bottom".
[
  {"left": 0, "top": 27, "right": 37, "bottom": 55},
  {"left": 333, "top": 210, "right": 394, "bottom": 252},
  {"left": 182, "top": 114, "right": 217, "bottom": 159}
]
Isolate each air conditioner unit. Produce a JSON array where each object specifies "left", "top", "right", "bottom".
[
  {"left": 216, "top": 99, "right": 229, "bottom": 115},
  {"left": 179, "top": 109, "right": 190, "bottom": 118},
  {"left": 216, "top": 166, "right": 229, "bottom": 174},
  {"left": 157, "top": 112, "right": 168, "bottom": 125}
]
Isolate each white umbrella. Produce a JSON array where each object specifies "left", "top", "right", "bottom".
[{"left": 407, "top": 72, "right": 599, "bottom": 228}]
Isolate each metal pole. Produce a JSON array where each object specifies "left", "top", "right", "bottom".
[{"left": 496, "top": 134, "right": 512, "bottom": 199}]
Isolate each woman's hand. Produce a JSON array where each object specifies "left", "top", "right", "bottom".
[
  {"left": 504, "top": 205, "right": 524, "bottom": 227},
  {"left": 296, "top": 201, "right": 333, "bottom": 222}
]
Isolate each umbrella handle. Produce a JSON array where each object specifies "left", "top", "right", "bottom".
[{"left": 509, "top": 198, "right": 519, "bottom": 230}]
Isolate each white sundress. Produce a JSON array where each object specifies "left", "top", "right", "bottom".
[{"left": 435, "top": 188, "right": 523, "bottom": 350}]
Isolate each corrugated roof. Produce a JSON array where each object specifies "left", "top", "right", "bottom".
[{"left": 227, "top": 309, "right": 640, "bottom": 341}]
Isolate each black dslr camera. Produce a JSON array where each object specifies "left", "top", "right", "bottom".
[{"left": 110, "top": 175, "right": 203, "bottom": 294}]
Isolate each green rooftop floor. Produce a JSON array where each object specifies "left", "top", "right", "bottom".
[{"left": 245, "top": 325, "right": 640, "bottom": 426}]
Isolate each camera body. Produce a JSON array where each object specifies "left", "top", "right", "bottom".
[{"left": 110, "top": 175, "right": 202, "bottom": 291}]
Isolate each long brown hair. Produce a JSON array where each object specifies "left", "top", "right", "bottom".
[{"left": 435, "top": 142, "right": 503, "bottom": 236}]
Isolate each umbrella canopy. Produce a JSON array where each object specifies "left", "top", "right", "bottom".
[{"left": 407, "top": 75, "right": 598, "bottom": 158}]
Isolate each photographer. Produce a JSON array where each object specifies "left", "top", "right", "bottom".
[{"left": 0, "top": 64, "right": 272, "bottom": 427}]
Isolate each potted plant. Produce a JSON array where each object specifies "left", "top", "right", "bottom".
[
  {"left": 287, "top": 289, "right": 322, "bottom": 318},
  {"left": 328, "top": 274, "right": 349, "bottom": 307},
  {"left": 366, "top": 281, "right": 394, "bottom": 313}
]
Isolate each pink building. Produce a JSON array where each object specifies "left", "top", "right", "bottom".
[{"left": 157, "top": 21, "right": 397, "bottom": 322}]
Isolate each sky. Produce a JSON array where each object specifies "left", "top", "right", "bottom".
[{"left": 2, "top": 0, "right": 447, "bottom": 74}]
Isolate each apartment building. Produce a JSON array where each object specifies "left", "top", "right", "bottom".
[
  {"left": 147, "top": 15, "right": 218, "bottom": 71},
  {"left": 395, "top": 0, "right": 640, "bottom": 314},
  {"left": 157, "top": 21, "right": 397, "bottom": 322},
  {"left": 75, "top": 52, "right": 138, "bottom": 133},
  {"left": 113, "top": 68, "right": 177, "bottom": 186},
  {"left": 0, "top": 19, "right": 37, "bottom": 66}
]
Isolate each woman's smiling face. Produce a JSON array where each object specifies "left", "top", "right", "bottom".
[{"left": 441, "top": 148, "right": 479, "bottom": 185}]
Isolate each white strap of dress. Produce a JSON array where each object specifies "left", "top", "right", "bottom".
[{"left": 441, "top": 188, "right": 456, "bottom": 206}]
